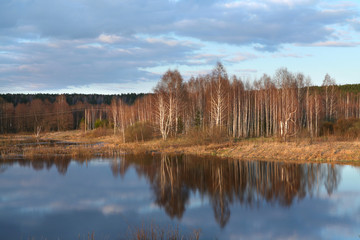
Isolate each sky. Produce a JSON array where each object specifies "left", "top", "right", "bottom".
[{"left": 0, "top": 0, "right": 360, "bottom": 94}]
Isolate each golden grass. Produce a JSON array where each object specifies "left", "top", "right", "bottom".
[{"left": 1, "top": 130, "right": 360, "bottom": 164}]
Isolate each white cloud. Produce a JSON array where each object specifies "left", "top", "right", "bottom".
[
  {"left": 102, "top": 205, "right": 124, "bottom": 215},
  {"left": 145, "top": 36, "right": 199, "bottom": 48},
  {"left": 146, "top": 37, "right": 180, "bottom": 47},
  {"left": 77, "top": 43, "right": 104, "bottom": 49},
  {"left": 226, "top": 53, "right": 258, "bottom": 62},
  {"left": 222, "top": 1, "right": 267, "bottom": 9},
  {"left": 264, "top": 0, "right": 316, "bottom": 7},
  {"left": 98, "top": 34, "right": 123, "bottom": 43},
  {"left": 223, "top": 0, "right": 316, "bottom": 9}
]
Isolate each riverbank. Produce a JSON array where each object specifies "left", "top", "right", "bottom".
[
  {"left": 1, "top": 130, "right": 360, "bottom": 164},
  {"left": 115, "top": 138, "right": 360, "bottom": 164}
]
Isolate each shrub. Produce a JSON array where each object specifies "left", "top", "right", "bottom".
[
  {"left": 320, "top": 121, "right": 334, "bottom": 136},
  {"left": 125, "top": 122, "right": 153, "bottom": 142},
  {"left": 185, "top": 126, "right": 229, "bottom": 144},
  {"left": 87, "top": 127, "right": 110, "bottom": 138},
  {"left": 79, "top": 118, "right": 85, "bottom": 130},
  {"left": 334, "top": 118, "right": 360, "bottom": 139},
  {"left": 94, "top": 119, "right": 109, "bottom": 129}
]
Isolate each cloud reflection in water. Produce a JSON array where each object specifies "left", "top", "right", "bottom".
[{"left": 0, "top": 154, "right": 359, "bottom": 239}]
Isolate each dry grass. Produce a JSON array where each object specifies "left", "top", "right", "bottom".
[
  {"left": 1, "top": 130, "right": 360, "bottom": 164},
  {"left": 74, "top": 224, "right": 200, "bottom": 240},
  {"left": 21, "top": 145, "right": 96, "bottom": 160},
  {"left": 202, "top": 139, "right": 360, "bottom": 164},
  {"left": 127, "top": 223, "right": 201, "bottom": 240}
]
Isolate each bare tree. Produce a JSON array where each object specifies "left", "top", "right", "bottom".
[
  {"left": 275, "top": 68, "right": 298, "bottom": 141},
  {"left": 111, "top": 98, "right": 118, "bottom": 135},
  {"left": 154, "top": 70, "right": 186, "bottom": 140},
  {"left": 323, "top": 74, "right": 337, "bottom": 121},
  {"left": 210, "top": 62, "right": 229, "bottom": 130}
]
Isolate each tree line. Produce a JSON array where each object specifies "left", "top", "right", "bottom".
[
  {"left": 1, "top": 62, "right": 360, "bottom": 140},
  {"left": 0, "top": 93, "right": 144, "bottom": 134},
  {"left": 0, "top": 93, "right": 142, "bottom": 106},
  {"left": 151, "top": 63, "right": 360, "bottom": 141}
]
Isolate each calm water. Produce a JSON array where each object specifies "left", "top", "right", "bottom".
[{"left": 0, "top": 154, "right": 359, "bottom": 240}]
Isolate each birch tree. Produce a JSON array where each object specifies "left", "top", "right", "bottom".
[{"left": 154, "top": 70, "right": 185, "bottom": 140}]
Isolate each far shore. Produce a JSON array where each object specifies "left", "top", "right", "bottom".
[{"left": 1, "top": 130, "right": 360, "bottom": 165}]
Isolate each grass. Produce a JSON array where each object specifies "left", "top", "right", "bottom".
[
  {"left": 1, "top": 130, "right": 360, "bottom": 164},
  {"left": 25, "top": 224, "right": 200, "bottom": 240},
  {"left": 126, "top": 223, "right": 201, "bottom": 240}
]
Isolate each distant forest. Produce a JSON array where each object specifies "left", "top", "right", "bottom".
[
  {"left": 1, "top": 62, "right": 360, "bottom": 141},
  {"left": 0, "top": 93, "right": 144, "bottom": 106}
]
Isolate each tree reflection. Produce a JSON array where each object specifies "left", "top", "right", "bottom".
[
  {"left": 153, "top": 155, "right": 190, "bottom": 219},
  {"left": 0, "top": 156, "right": 73, "bottom": 175},
  {"left": 0, "top": 154, "right": 345, "bottom": 228},
  {"left": 111, "top": 154, "right": 343, "bottom": 228}
]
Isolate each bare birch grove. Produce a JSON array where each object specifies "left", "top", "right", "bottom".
[{"left": 1, "top": 63, "right": 360, "bottom": 141}]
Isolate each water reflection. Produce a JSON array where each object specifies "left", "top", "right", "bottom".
[
  {"left": 0, "top": 154, "right": 359, "bottom": 239},
  {"left": 0, "top": 155, "right": 343, "bottom": 226},
  {"left": 2, "top": 156, "right": 74, "bottom": 175},
  {"left": 110, "top": 154, "right": 341, "bottom": 228}
]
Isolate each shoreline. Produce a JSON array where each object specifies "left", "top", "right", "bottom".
[
  {"left": 1, "top": 130, "right": 360, "bottom": 165},
  {"left": 115, "top": 139, "right": 360, "bottom": 165}
]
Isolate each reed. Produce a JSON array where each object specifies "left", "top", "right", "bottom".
[{"left": 127, "top": 223, "right": 201, "bottom": 240}]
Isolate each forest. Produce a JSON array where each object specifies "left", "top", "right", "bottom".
[{"left": 1, "top": 62, "right": 360, "bottom": 141}]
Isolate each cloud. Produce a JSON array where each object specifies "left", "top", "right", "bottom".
[
  {"left": 222, "top": 1, "right": 268, "bottom": 9},
  {"left": 1, "top": 0, "right": 357, "bottom": 47},
  {"left": 349, "top": 18, "right": 360, "bottom": 31},
  {"left": 225, "top": 53, "right": 258, "bottom": 62},
  {"left": 101, "top": 205, "right": 124, "bottom": 215},
  {"left": 300, "top": 41, "right": 360, "bottom": 47},
  {"left": 271, "top": 53, "right": 308, "bottom": 58},
  {"left": 98, "top": 34, "right": 124, "bottom": 44},
  {"left": 0, "top": 34, "right": 200, "bottom": 93},
  {"left": 170, "top": 0, "right": 357, "bottom": 51},
  {"left": 0, "top": 0, "right": 359, "bottom": 93},
  {"left": 144, "top": 36, "right": 200, "bottom": 48},
  {"left": 265, "top": 0, "right": 317, "bottom": 7}
]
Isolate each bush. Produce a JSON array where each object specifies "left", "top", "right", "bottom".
[
  {"left": 79, "top": 118, "right": 85, "bottom": 130},
  {"left": 334, "top": 118, "right": 360, "bottom": 139},
  {"left": 320, "top": 121, "right": 334, "bottom": 136},
  {"left": 125, "top": 122, "right": 153, "bottom": 142},
  {"left": 87, "top": 127, "right": 110, "bottom": 138},
  {"left": 94, "top": 119, "right": 109, "bottom": 129},
  {"left": 185, "top": 126, "right": 229, "bottom": 144}
]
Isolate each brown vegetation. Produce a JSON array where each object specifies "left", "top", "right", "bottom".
[
  {"left": 1, "top": 129, "right": 360, "bottom": 163},
  {"left": 127, "top": 223, "right": 200, "bottom": 240}
]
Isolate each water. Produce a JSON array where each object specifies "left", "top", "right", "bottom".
[{"left": 0, "top": 154, "right": 359, "bottom": 239}]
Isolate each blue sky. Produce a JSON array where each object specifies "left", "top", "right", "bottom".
[{"left": 0, "top": 0, "right": 359, "bottom": 94}]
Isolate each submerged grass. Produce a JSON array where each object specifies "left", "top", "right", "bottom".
[
  {"left": 24, "top": 224, "right": 200, "bottom": 240},
  {"left": 74, "top": 224, "right": 201, "bottom": 240},
  {"left": 127, "top": 223, "right": 201, "bottom": 240}
]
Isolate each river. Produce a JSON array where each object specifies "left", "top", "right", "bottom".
[{"left": 0, "top": 154, "right": 359, "bottom": 239}]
